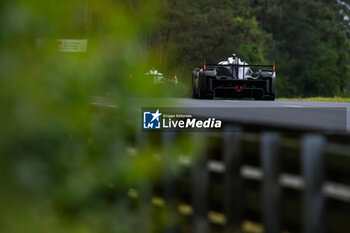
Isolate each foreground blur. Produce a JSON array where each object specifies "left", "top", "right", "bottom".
[{"left": 0, "top": 1, "right": 182, "bottom": 232}]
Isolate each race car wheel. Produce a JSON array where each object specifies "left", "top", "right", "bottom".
[
  {"left": 198, "top": 92, "right": 213, "bottom": 99},
  {"left": 255, "top": 95, "right": 275, "bottom": 101},
  {"left": 264, "top": 95, "right": 275, "bottom": 101},
  {"left": 205, "top": 95, "right": 214, "bottom": 100},
  {"left": 197, "top": 75, "right": 213, "bottom": 99}
]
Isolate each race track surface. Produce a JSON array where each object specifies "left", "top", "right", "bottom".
[
  {"left": 91, "top": 97, "right": 350, "bottom": 132},
  {"left": 155, "top": 98, "right": 350, "bottom": 132}
]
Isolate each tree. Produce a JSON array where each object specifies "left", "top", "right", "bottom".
[{"left": 153, "top": 0, "right": 350, "bottom": 97}]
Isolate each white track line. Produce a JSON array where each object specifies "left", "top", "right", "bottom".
[{"left": 284, "top": 105, "right": 304, "bottom": 108}]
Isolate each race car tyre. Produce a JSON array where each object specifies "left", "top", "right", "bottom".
[
  {"left": 202, "top": 95, "right": 214, "bottom": 100},
  {"left": 255, "top": 95, "right": 275, "bottom": 101},
  {"left": 198, "top": 91, "right": 213, "bottom": 99},
  {"left": 264, "top": 95, "right": 275, "bottom": 101},
  {"left": 197, "top": 75, "right": 213, "bottom": 99}
]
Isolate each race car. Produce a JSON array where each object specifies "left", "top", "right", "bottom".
[
  {"left": 192, "top": 54, "right": 276, "bottom": 100},
  {"left": 145, "top": 68, "right": 178, "bottom": 85}
]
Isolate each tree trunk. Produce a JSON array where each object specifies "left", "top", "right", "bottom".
[
  {"left": 275, "top": 0, "right": 286, "bottom": 57},
  {"left": 260, "top": 0, "right": 268, "bottom": 30},
  {"left": 162, "top": 0, "right": 177, "bottom": 73}
]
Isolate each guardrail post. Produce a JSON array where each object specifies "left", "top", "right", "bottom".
[
  {"left": 301, "top": 135, "right": 326, "bottom": 233},
  {"left": 192, "top": 133, "right": 209, "bottom": 233},
  {"left": 162, "top": 132, "right": 179, "bottom": 233},
  {"left": 140, "top": 181, "right": 153, "bottom": 232},
  {"left": 223, "top": 126, "right": 243, "bottom": 232},
  {"left": 261, "top": 132, "right": 281, "bottom": 233},
  {"left": 134, "top": 131, "right": 153, "bottom": 233}
]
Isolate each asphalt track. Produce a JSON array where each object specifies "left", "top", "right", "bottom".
[
  {"left": 154, "top": 98, "right": 350, "bottom": 132},
  {"left": 91, "top": 97, "right": 350, "bottom": 132}
]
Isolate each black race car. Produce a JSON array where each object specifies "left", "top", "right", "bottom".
[{"left": 192, "top": 54, "right": 276, "bottom": 100}]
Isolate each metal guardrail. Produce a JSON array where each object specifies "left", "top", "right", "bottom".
[{"left": 127, "top": 127, "right": 350, "bottom": 233}]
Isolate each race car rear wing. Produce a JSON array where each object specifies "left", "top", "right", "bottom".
[
  {"left": 204, "top": 63, "right": 275, "bottom": 80},
  {"left": 204, "top": 63, "right": 275, "bottom": 69}
]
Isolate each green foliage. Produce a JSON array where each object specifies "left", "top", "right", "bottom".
[
  {"left": 268, "top": 0, "right": 350, "bottom": 97},
  {"left": 154, "top": 0, "right": 350, "bottom": 97},
  {"left": 0, "top": 1, "right": 174, "bottom": 232},
  {"left": 154, "top": 0, "right": 271, "bottom": 67}
]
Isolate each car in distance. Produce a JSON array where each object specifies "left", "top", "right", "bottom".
[
  {"left": 192, "top": 54, "right": 276, "bottom": 100},
  {"left": 145, "top": 68, "right": 178, "bottom": 85}
]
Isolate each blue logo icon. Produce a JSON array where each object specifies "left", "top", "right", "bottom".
[{"left": 143, "top": 109, "right": 162, "bottom": 129}]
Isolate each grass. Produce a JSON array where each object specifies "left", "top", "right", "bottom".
[{"left": 277, "top": 97, "right": 350, "bottom": 102}]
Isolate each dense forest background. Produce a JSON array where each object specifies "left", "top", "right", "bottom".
[{"left": 149, "top": 0, "right": 350, "bottom": 97}]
